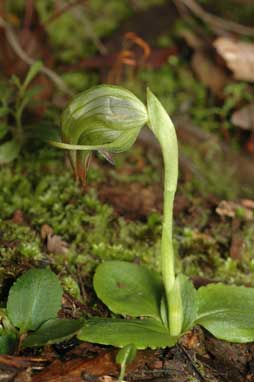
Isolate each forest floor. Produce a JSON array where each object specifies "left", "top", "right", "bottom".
[{"left": 0, "top": 0, "right": 254, "bottom": 381}]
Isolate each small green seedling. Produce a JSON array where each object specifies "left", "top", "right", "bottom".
[
  {"left": 0, "top": 61, "right": 42, "bottom": 164},
  {"left": 116, "top": 344, "right": 137, "bottom": 382},
  {"left": 0, "top": 268, "right": 82, "bottom": 354},
  {"left": 50, "top": 85, "right": 254, "bottom": 352}
]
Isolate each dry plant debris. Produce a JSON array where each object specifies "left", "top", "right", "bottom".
[
  {"left": 231, "top": 105, "right": 254, "bottom": 131},
  {"left": 214, "top": 37, "right": 254, "bottom": 82}
]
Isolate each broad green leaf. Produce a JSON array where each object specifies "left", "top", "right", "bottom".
[
  {"left": 0, "top": 332, "right": 17, "bottom": 354},
  {"left": 94, "top": 261, "right": 163, "bottom": 320},
  {"left": 179, "top": 275, "right": 197, "bottom": 332},
  {"left": 22, "top": 319, "right": 83, "bottom": 348},
  {"left": 197, "top": 284, "right": 254, "bottom": 343},
  {"left": 7, "top": 268, "right": 63, "bottom": 333},
  {"left": 0, "top": 140, "right": 21, "bottom": 164},
  {"left": 78, "top": 318, "right": 176, "bottom": 349}
]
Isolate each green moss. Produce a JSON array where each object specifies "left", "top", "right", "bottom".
[
  {"left": 61, "top": 276, "right": 81, "bottom": 301},
  {"left": 0, "top": 221, "right": 42, "bottom": 259},
  {"left": 0, "top": 142, "right": 253, "bottom": 302},
  {"left": 176, "top": 221, "right": 254, "bottom": 285},
  {"left": 0, "top": 147, "right": 162, "bottom": 293}
]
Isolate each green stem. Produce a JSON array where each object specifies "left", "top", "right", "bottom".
[
  {"left": 147, "top": 89, "right": 182, "bottom": 336},
  {"left": 161, "top": 144, "right": 182, "bottom": 336},
  {"left": 118, "top": 364, "right": 126, "bottom": 382},
  {"left": 161, "top": 180, "right": 175, "bottom": 295}
]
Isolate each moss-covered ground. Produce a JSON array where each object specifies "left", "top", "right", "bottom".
[{"left": 0, "top": 141, "right": 253, "bottom": 306}]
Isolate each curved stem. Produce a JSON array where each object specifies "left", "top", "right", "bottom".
[{"left": 147, "top": 89, "right": 182, "bottom": 336}]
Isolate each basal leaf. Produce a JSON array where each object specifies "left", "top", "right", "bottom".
[
  {"left": 0, "top": 332, "right": 17, "bottom": 354},
  {"left": 22, "top": 319, "right": 83, "bottom": 348},
  {"left": 7, "top": 268, "right": 63, "bottom": 333},
  {"left": 94, "top": 261, "right": 163, "bottom": 320},
  {"left": 179, "top": 274, "right": 197, "bottom": 332},
  {"left": 197, "top": 284, "right": 254, "bottom": 343},
  {"left": 0, "top": 140, "right": 21, "bottom": 164},
  {"left": 78, "top": 318, "right": 176, "bottom": 349}
]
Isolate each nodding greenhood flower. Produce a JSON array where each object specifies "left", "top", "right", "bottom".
[{"left": 50, "top": 85, "right": 148, "bottom": 184}]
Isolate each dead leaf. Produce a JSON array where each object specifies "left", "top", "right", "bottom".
[
  {"left": 32, "top": 351, "right": 118, "bottom": 382},
  {"left": 230, "top": 218, "right": 244, "bottom": 260},
  {"left": 191, "top": 50, "right": 229, "bottom": 97},
  {"left": 47, "top": 234, "right": 69, "bottom": 255},
  {"left": 214, "top": 37, "right": 254, "bottom": 82},
  {"left": 216, "top": 201, "right": 237, "bottom": 219},
  {"left": 40, "top": 224, "right": 69, "bottom": 254},
  {"left": 216, "top": 200, "right": 253, "bottom": 221},
  {"left": 241, "top": 199, "right": 254, "bottom": 209},
  {"left": 41, "top": 224, "right": 54, "bottom": 241},
  {"left": 231, "top": 105, "right": 254, "bottom": 130}
]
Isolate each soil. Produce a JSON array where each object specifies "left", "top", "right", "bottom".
[{"left": 2, "top": 328, "right": 254, "bottom": 381}]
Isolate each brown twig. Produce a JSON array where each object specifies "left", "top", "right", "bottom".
[
  {"left": 177, "top": 344, "right": 205, "bottom": 381},
  {"left": 0, "top": 355, "right": 47, "bottom": 369},
  {"left": 174, "top": 0, "right": 254, "bottom": 36},
  {"left": 0, "top": 16, "right": 73, "bottom": 96}
]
